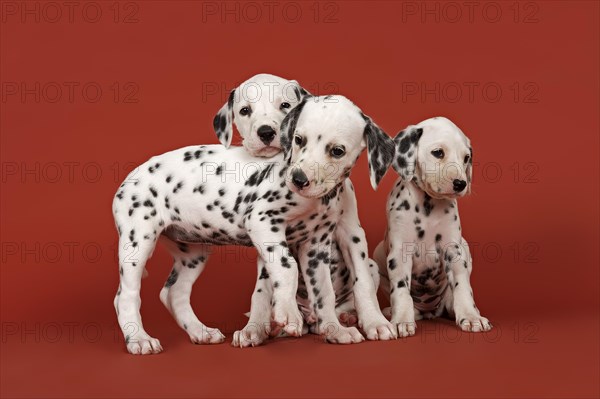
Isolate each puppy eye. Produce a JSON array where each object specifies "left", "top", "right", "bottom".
[
  {"left": 330, "top": 146, "right": 346, "bottom": 158},
  {"left": 431, "top": 149, "right": 444, "bottom": 159},
  {"left": 280, "top": 102, "right": 291, "bottom": 110},
  {"left": 239, "top": 107, "right": 251, "bottom": 116},
  {"left": 294, "top": 135, "right": 303, "bottom": 146},
  {"left": 464, "top": 155, "right": 470, "bottom": 164}
]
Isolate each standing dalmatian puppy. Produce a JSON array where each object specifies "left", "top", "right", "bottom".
[
  {"left": 232, "top": 96, "right": 398, "bottom": 347},
  {"left": 114, "top": 73, "right": 308, "bottom": 354},
  {"left": 373, "top": 117, "right": 492, "bottom": 337},
  {"left": 112, "top": 95, "right": 395, "bottom": 354},
  {"left": 213, "top": 73, "right": 309, "bottom": 157}
]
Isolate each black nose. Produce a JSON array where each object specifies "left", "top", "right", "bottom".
[
  {"left": 257, "top": 125, "right": 276, "bottom": 144},
  {"left": 453, "top": 179, "right": 467, "bottom": 192},
  {"left": 291, "top": 169, "right": 309, "bottom": 189}
]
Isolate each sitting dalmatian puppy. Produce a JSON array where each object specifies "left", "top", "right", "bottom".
[
  {"left": 113, "top": 94, "right": 395, "bottom": 354},
  {"left": 213, "top": 77, "right": 390, "bottom": 345},
  {"left": 373, "top": 117, "right": 492, "bottom": 337},
  {"left": 230, "top": 95, "right": 397, "bottom": 347}
]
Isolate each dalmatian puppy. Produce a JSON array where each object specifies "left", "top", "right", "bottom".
[
  {"left": 214, "top": 78, "right": 385, "bottom": 341},
  {"left": 213, "top": 73, "right": 309, "bottom": 157},
  {"left": 112, "top": 95, "right": 395, "bottom": 354},
  {"left": 373, "top": 117, "right": 492, "bottom": 337},
  {"left": 233, "top": 187, "right": 386, "bottom": 347},
  {"left": 113, "top": 73, "right": 307, "bottom": 355},
  {"left": 231, "top": 95, "right": 397, "bottom": 347}
]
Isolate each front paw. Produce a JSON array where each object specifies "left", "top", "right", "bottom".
[
  {"left": 272, "top": 300, "right": 303, "bottom": 337},
  {"left": 456, "top": 314, "right": 492, "bottom": 332},
  {"left": 322, "top": 325, "right": 365, "bottom": 344},
  {"left": 232, "top": 323, "right": 269, "bottom": 348},
  {"left": 360, "top": 313, "right": 397, "bottom": 340},
  {"left": 126, "top": 334, "right": 163, "bottom": 355},
  {"left": 188, "top": 325, "right": 226, "bottom": 345},
  {"left": 391, "top": 309, "right": 417, "bottom": 337}
]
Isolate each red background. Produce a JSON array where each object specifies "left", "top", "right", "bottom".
[{"left": 1, "top": 1, "right": 598, "bottom": 398}]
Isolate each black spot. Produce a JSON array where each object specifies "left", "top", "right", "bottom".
[
  {"left": 397, "top": 156, "right": 407, "bottom": 168},
  {"left": 259, "top": 267, "right": 269, "bottom": 280},
  {"left": 423, "top": 194, "right": 434, "bottom": 216},
  {"left": 388, "top": 258, "right": 397, "bottom": 271},
  {"left": 435, "top": 234, "right": 442, "bottom": 242},
  {"left": 398, "top": 200, "right": 410, "bottom": 211},
  {"left": 173, "top": 182, "right": 184, "bottom": 194},
  {"left": 352, "top": 236, "right": 360, "bottom": 243},
  {"left": 399, "top": 136, "right": 411, "bottom": 154},
  {"left": 165, "top": 269, "right": 178, "bottom": 287}
]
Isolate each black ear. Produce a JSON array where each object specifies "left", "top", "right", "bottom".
[
  {"left": 289, "top": 80, "right": 311, "bottom": 102},
  {"left": 362, "top": 115, "right": 395, "bottom": 190},
  {"left": 392, "top": 126, "right": 423, "bottom": 181},
  {"left": 466, "top": 147, "right": 473, "bottom": 194},
  {"left": 213, "top": 89, "right": 235, "bottom": 148},
  {"left": 279, "top": 98, "right": 308, "bottom": 162}
]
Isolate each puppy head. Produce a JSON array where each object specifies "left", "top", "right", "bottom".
[
  {"left": 393, "top": 117, "right": 472, "bottom": 199},
  {"left": 213, "top": 73, "right": 309, "bottom": 157},
  {"left": 280, "top": 95, "right": 395, "bottom": 199}
]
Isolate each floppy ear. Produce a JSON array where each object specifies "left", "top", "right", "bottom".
[
  {"left": 362, "top": 115, "right": 395, "bottom": 190},
  {"left": 466, "top": 147, "right": 473, "bottom": 194},
  {"left": 290, "top": 80, "right": 311, "bottom": 102},
  {"left": 392, "top": 126, "right": 423, "bottom": 181},
  {"left": 212, "top": 89, "right": 235, "bottom": 148},
  {"left": 279, "top": 98, "right": 308, "bottom": 162}
]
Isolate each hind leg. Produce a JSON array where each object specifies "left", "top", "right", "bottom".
[
  {"left": 114, "top": 235, "right": 163, "bottom": 355},
  {"left": 159, "top": 240, "right": 225, "bottom": 344}
]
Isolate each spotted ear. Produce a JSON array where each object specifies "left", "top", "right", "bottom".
[
  {"left": 279, "top": 98, "right": 308, "bottom": 162},
  {"left": 289, "top": 80, "right": 311, "bottom": 102},
  {"left": 392, "top": 126, "right": 423, "bottom": 181},
  {"left": 212, "top": 89, "right": 235, "bottom": 148},
  {"left": 362, "top": 116, "right": 395, "bottom": 190},
  {"left": 466, "top": 147, "right": 473, "bottom": 194}
]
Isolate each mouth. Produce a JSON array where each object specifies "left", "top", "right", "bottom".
[
  {"left": 425, "top": 189, "right": 463, "bottom": 200},
  {"left": 253, "top": 145, "right": 281, "bottom": 157},
  {"left": 286, "top": 181, "right": 331, "bottom": 199}
]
